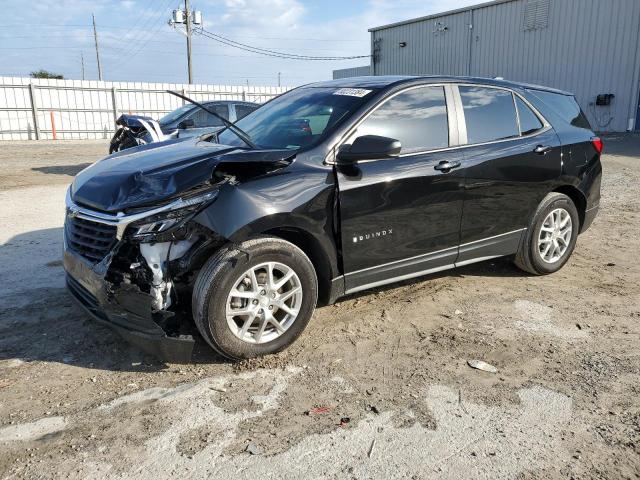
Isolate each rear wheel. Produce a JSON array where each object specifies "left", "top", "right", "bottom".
[
  {"left": 192, "top": 237, "right": 317, "bottom": 360},
  {"left": 514, "top": 192, "right": 579, "bottom": 275}
]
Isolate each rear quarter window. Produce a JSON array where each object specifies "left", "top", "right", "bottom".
[
  {"left": 235, "top": 104, "right": 257, "bottom": 120},
  {"left": 527, "top": 90, "right": 591, "bottom": 130}
]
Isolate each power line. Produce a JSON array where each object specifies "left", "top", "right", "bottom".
[
  {"left": 0, "top": 38, "right": 362, "bottom": 54},
  {"left": 107, "top": 0, "right": 174, "bottom": 72},
  {"left": 0, "top": 25, "right": 368, "bottom": 42},
  {"left": 110, "top": 0, "right": 157, "bottom": 49},
  {"left": 197, "top": 28, "right": 370, "bottom": 61},
  {"left": 110, "top": 0, "right": 174, "bottom": 58}
]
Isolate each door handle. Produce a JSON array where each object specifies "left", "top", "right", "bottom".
[
  {"left": 434, "top": 160, "right": 461, "bottom": 172},
  {"left": 534, "top": 145, "right": 552, "bottom": 155}
]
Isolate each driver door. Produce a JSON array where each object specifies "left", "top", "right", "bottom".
[{"left": 336, "top": 85, "right": 466, "bottom": 293}]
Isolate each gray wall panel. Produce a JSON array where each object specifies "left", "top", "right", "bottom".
[{"left": 332, "top": 65, "right": 371, "bottom": 79}]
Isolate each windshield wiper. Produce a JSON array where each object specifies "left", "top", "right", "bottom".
[{"left": 166, "top": 90, "right": 257, "bottom": 149}]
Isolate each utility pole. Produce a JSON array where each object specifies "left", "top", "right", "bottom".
[
  {"left": 81, "top": 52, "right": 85, "bottom": 80},
  {"left": 92, "top": 14, "right": 103, "bottom": 81},
  {"left": 170, "top": 4, "right": 201, "bottom": 84},
  {"left": 277, "top": 72, "right": 281, "bottom": 87},
  {"left": 185, "top": 0, "right": 193, "bottom": 84}
]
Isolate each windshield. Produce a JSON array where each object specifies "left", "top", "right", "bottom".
[
  {"left": 159, "top": 104, "right": 196, "bottom": 125},
  {"left": 217, "top": 87, "right": 374, "bottom": 150}
]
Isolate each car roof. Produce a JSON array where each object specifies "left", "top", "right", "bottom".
[{"left": 307, "top": 75, "right": 573, "bottom": 96}]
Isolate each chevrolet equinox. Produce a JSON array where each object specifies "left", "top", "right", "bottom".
[{"left": 63, "top": 76, "right": 602, "bottom": 361}]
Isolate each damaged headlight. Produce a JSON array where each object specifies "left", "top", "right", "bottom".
[{"left": 129, "top": 189, "right": 218, "bottom": 240}]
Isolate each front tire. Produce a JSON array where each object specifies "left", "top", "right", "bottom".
[
  {"left": 514, "top": 192, "right": 579, "bottom": 275},
  {"left": 192, "top": 237, "right": 318, "bottom": 360}
]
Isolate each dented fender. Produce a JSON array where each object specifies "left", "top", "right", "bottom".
[{"left": 193, "top": 161, "right": 341, "bottom": 280}]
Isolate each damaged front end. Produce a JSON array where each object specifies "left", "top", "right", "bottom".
[{"left": 63, "top": 187, "right": 225, "bottom": 363}]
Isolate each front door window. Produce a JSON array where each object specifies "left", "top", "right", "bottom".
[{"left": 353, "top": 86, "right": 449, "bottom": 153}]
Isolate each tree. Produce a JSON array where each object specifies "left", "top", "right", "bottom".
[{"left": 30, "top": 69, "right": 64, "bottom": 79}]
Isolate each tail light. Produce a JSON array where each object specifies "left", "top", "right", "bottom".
[{"left": 591, "top": 136, "right": 603, "bottom": 154}]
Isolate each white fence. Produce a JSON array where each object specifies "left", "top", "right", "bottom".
[{"left": 0, "top": 77, "right": 289, "bottom": 141}]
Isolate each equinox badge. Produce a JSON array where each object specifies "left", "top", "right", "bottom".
[{"left": 353, "top": 229, "right": 393, "bottom": 243}]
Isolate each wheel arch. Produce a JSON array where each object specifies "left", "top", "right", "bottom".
[
  {"left": 261, "top": 226, "right": 336, "bottom": 307},
  {"left": 552, "top": 185, "right": 586, "bottom": 230}
]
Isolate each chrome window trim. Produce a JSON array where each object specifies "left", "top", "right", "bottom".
[
  {"left": 326, "top": 82, "right": 553, "bottom": 165},
  {"left": 450, "top": 83, "right": 467, "bottom": 145},
  {"left": 444, "top": 84, "right": 461, "bottom": 147},
  {"left": 513, "top": 90, "right": 523, "bottom": 136}
]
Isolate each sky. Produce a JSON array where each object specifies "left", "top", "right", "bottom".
[{"left": 0, "top": 0, "right": 482, "bottom": 87}]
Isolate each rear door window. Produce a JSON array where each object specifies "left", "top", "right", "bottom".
[
  {"left": 515, "top": 96, "right": 544, "bottom": 135},
  {"left": 459, "top": 86, "right": 519, "bottom": 144},
  {"left": 354, "top": 86, "right": 449, "bottom": 153}
]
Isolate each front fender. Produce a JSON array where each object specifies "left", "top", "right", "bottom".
[{"left": 193, "top": 167, "right": 339, "bottom": 277}]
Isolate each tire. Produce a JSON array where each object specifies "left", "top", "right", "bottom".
[
  {"left": 514, "top": 192, "right": 580, "bottom": 275},
  {"left": 192, "top": 236, "right": 318, "bottom": 360}
]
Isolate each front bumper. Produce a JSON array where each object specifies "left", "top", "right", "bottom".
[{"left": 63, "top": 247, "right": 194, "bottom": 363}]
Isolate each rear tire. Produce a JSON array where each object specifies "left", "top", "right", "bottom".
[
  {"left": 514, "top": 192, "right": 579, "bottom": 275},
  {"left": 192, "top": 236, "right": 318, "bottom": 360}
]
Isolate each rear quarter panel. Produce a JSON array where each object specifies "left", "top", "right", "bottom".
[{"left": 524, "top": 90, "right": 602, "bottom": 212}]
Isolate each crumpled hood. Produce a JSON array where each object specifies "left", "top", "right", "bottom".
[{"left": 71, "top": 137, "right": 294, "bottom": 212}]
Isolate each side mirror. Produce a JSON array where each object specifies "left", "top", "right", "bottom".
[
  {"left": 336, "top": 135, "right": 401, "bottom": 165},
  {"left": 178, "top": 118, "right": 195, "bottom": 129}
]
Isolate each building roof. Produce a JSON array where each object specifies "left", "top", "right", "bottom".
[
  {"left": 369, "top": 0, "right": 517, "bottom": 32},
  {"left": 308, "top": 75, "right": 573, "bottom": 95}
]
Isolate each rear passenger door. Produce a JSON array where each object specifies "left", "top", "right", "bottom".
[{"left": 455, "top": 85, "right": 562, "bottom": 264}]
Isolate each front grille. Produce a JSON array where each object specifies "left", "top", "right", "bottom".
[{"left": 65, "top": 215, "right": 117, "bottom": 263}]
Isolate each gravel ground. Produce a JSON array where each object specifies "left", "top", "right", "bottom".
[{"left": 0, "top": 136, "right": 639, "bottom": 479}]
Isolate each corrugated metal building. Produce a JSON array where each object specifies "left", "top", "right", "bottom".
[
  {"left": 333, "top": 65, "right": 371, "bottom": 79},
  {"left": 343, "top": 0, "right": 640, "bottom": 132}
]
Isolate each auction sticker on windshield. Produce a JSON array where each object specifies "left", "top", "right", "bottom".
[{"left": 333, "top": 88, "right": 372, "bottom": 97}]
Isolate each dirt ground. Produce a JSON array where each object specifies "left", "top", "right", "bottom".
[{"left": 0, "top": 136, "right": 638, "bottom": 479}]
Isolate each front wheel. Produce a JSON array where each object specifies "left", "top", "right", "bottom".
[
  {"left": 514, "top": 192, "right": 580, "bottom": 275},
  {"left": 192, "top": 237, "right": 318, "bottom": 360}
]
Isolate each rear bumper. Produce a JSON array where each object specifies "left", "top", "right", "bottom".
[
  {"left": 64, "top": 248, "right": 194, "bottom": 363},
  {"left": 580, "top": 204, "right": 599, "bottom": 233}
]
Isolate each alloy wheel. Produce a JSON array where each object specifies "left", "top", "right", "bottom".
[
  {"left": 537, "top": 208, "right": 572, "bottom": 263},
  {"left": 225, "top": 262, "right": 303, "bottom": 344}
]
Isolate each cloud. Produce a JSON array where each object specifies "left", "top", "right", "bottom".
[
  {"left": 0, "top": 0, "right": 485, "bottom": 85},
  {"left": 216, "top": 0, "right": 306, "bottom": 28}
]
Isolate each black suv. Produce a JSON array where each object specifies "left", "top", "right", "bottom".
[{"left": 64, "top": 76, "right": 602, "bottom": 362}]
